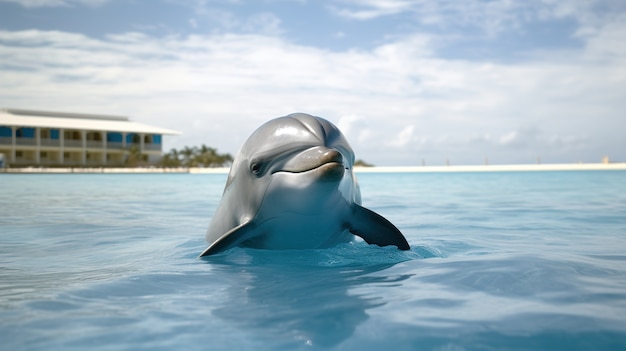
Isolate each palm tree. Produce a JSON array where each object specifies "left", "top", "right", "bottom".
[
  {"left": 125, "top": 145, "right": 143, "bottom": 167},
  {"left": 159, "top": 148, "right": 181, "bottom": 167},
  {"left": 159, "top": 145, "right": 233, "bottom": 168},
  {"left": 181, "top": 146, "right": 197, "bottom": 167}
]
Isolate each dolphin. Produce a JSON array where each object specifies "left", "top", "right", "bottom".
[{"left": 199, "top": 113, "right": 410, "bottom": 257}]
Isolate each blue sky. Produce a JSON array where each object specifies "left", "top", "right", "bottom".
[{"left": 1, "top": 0, "right": 625, "bottom": 165}]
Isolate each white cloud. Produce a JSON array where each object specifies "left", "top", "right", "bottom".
[
  {"left": 388, "top": 125, "right": 415, "bottom": 148},
  {"left": 499, "top": 127, "right": 541, "bottom": 148},
  {"left": 336, "top": 114, "right": 360, "bottom": 138},
  {"left": 0, "top": 7, "right": 625, "bottom": 165},
  {"left": 336, "top": 114, "right": 368, "bottom": 147},
  {"left": 330, "top": 0, "right": 413, "bottom": 20},
  {"left": 579, "top": 13, "right": 626, "bottom": 60}
]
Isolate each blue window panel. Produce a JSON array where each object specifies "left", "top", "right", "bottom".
[
  {"left": 17, "top": 127, "right": 35, "bottom": 138},
  {"left": 107, "top": 132, "right": 122, "bottom": 142},
  {"left": 0, "top": 126, "right": 11, "bottom": 137},
  {"left": 50, "top": 129, "right": 60, "bottom": 139},
  {"left": 153, "top": 135, "right": 162, "bottom": 144},
  {"left": 126, "top": 133, "right": 139, "bottom": 144}
]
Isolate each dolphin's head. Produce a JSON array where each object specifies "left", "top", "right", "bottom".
[
  {"left": 203, "top": 113, "right": 410, "bottom": 255},
  {"left": 237, "top": 113, "right": 353, "bottom": 178},
  {"left": 223, "top": 113, "right": 360, "bottom": 222}
]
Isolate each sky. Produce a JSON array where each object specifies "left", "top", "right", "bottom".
[{"left": 0, "top": 0, "right": 625, "bottom": 166}]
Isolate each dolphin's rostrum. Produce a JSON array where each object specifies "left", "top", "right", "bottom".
[{"left": 200, "top": 113, "right": 410, "bottom": 256}]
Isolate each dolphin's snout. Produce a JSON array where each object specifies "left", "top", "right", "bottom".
[
  {"left": 320, "top": 149, "right": 344, "bottom": 165},
  {"left": 280, "top": 146, "right": 345, "bottom": 173}
]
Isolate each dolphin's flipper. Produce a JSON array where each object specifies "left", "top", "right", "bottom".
[
  {"left": 199, "top": 221, "right": 258, "bottom": 257},
  {"left": 349, "top": 205, "right": 410, "bottom": 250}
]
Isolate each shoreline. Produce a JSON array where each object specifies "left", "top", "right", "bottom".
[
  {"left": 352, "top": 163, "right": 626, "bottom": 173},
  {"left": 1, "top": 163, "right": 625, "bottom": 174}
]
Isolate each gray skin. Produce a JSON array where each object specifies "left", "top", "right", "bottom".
[{"left": 199, "top": 113, "right": 410, "bottom": 257}]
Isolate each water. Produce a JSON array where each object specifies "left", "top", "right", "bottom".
[{"left": 1, "top": 171, "right": 625, "bottom": 350}]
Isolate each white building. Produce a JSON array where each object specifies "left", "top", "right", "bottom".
[{"left": 0, "top": 109, "right": 181, "bottom": 167}]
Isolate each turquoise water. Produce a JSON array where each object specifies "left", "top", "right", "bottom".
[{"left": 1, "top": 172, "right": 626, "bottom": 350}]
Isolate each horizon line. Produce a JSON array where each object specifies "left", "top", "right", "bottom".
[{"left": 2, "top": 162, "right": 625, "bottom": 174}]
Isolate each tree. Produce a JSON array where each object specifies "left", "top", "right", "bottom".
[
  {"left": 125, "top": 145, "right": 144, "bottom": 167},
  {"left": 160, "top": 148, "right": 181, "bottom": 167},
  {"left": 159, "top": 145, "right": 233, "bottom": 168},
  {"left": 181, "top": 146, "right": 197, "bottom": 167},
  {"left": 354, "top": 159, "right": 374, "bottom": 167}
]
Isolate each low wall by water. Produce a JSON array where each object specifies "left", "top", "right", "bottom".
[
  {"left": 2, "top": 163, "right": 625, "bottom": 174},
  {"left": 0, "top": 167, "right": 194, "bottom": 174}
]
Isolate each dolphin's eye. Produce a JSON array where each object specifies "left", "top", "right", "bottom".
[{"left": 250, "top": 162, "right": 262, "bottom": 176}]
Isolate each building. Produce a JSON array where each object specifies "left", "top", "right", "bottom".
[{"left": 0, "top": 108, "right": 181, "bottom": 167}]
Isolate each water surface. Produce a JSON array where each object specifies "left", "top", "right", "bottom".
[{"left": 1, "top": 172, "right": 625, "bottom": 350}]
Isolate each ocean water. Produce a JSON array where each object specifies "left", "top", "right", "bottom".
[{"left": 1, "top": 171, "right": 625, "bottom": 351}]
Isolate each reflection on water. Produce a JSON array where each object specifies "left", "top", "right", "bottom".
[{"left": 204, "top": 247, "right": 415, "bottom": 348}]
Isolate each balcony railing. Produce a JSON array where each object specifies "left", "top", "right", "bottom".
[
  {"left": 143, "top": 143, "right": 162, "bottom": 151},
  {"left": 3, "top": 139, "right": 163, "bottom": 153},
  {"left": 107, "top": 142, "right": 124, "bottom": 150},
  {"left": 15, "top": 138, "right": 36, "bottom": 146},
  {"left": 86, "top": 140, "right": 103, "bottom": 149},
  {"left": 64, "top": 140, "right": 83, "bottom": 148},
  {"left": 40, "top": 138, "right": 61, "bottom": 147},
  {"left": 11, "top": 159, "right": 34, "bottom": 165},
  {"left": 39, "top": 159, "right": 63, "bottom": 165}
]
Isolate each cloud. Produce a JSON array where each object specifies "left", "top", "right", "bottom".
[
  {"left": 388, "top": 125, "right": 415, "bottom": 148},
  {"left": 179, "top": 1, "right": 284, "bottom": 36},
  {"left": 336, "top": 114, "right": 361, "bottom": 139},
  {"left": 330, "top": 0, "right": 413, "bottom": 20},
  {"left": 579, "top": 13, "right": 626, "bottom": 60},
  {"left": 241, "top": 12, "right": 283, "bottom": 35},
  {"left": 0, "top": 0, "right": 108, "bottom": 7},
  {"left": 336, "top": 114, "right": 371, "bottom": 146},
  {"left": 186, "top": 10, "right": 283, "bottom": 35},
  {"left": 331, "top": 0, "right": 530, "bottom": 35},
  {"left": 331, "top": 0, "right": 622, "bottom": 40},
  {"left": 0, "top": 3, "right": 625, "bottom": 165}
]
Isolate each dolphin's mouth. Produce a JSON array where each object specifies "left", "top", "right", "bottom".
[
  {"left": 282, "top": 162, "right": 344, "bottom": 173},
  {"left": 278, "top": 161, "right": 345, "bottom": 174},
  {"left": 275, "top": 148, "right": 346, "bottom": 174}
]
